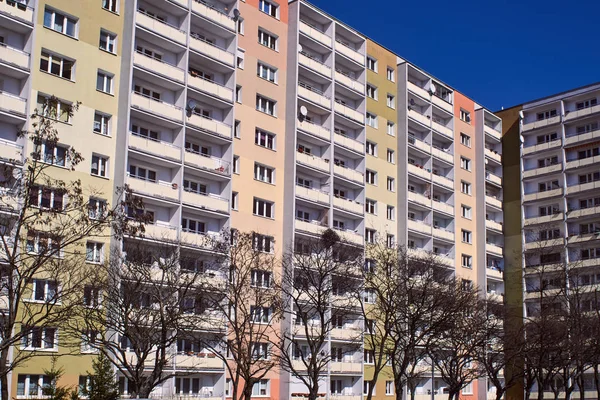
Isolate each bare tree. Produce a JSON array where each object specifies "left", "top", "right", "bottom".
[
  {"left": 0, "top": 97, "right": 137, "bottom": 400},
  {"left": 275, "top": 229, "right": 363, "bottom": 400}
]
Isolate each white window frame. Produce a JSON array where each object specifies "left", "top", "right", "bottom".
[
  {"left": 461, "top": 205, "right": 472, "bottom": 219},
  {"left": 460, "top": 109, "right": 471, "bottom": 123},
  {"left": 386, "top": 67, "right": 395, "bottom": 82},
  {"left": 256, "top": 95, "right": 276, "bottom": 116},
  {"left": 366, "top": 84, "right": 377, "bottom": 100},
  {"left": 461, "top": 157, "right": 471, "bottom": 171},
  {"left": 253, "top": 198, "right": 274, "bottom": 218},
  {"left": 99, "top": 29, "right": 117, "bottom": 53},
  {"left": 40, "top": 51, "right": 74, "bottom": 80},
  {"left": 386, "top": 94, "right": 395, "bottom": 109},
  {"left": 366, "top": 170, "right": 377, "bottom": 185},
  {"left": 366, "top": 56, "right": 377, "bottom": 72},
  {"left": 252, "top": 379, "right": 270, "bottom": 396},
  {"left": 460, "top": 133, "right": 471, "bottom": 147},
  {"left": 365, "top": 229, "right": 376, "bottom": 244},
  {"left": 387, "top": 121, "right": 395, "bottom": 136},
  {"left": 258, "top": 29, "right": 278, "bottom": 51},
  {"left": 461, "top": 181, "right": 471, "bottom": 195},
  {"left": 365, "top": 199, "right": 376, "bottom": 215},
  {"left": 258, "top": 0, "right": 279, "bottom": 18},
  {"left": 17, "top": 375, "right": 51, "bottom": 398},
  {"left": 96, "top": 71, "right": 113, "bottom": 94},
  {"left": 257, "top": 62, "right": 277, "bottom": 83},
  {"left": 255, "top": 129, "right": 275, "bottom": 149},
  {"left": 462, "top": 254, "right": 472, "bottom": 269},
  {"left": 91, "top": 155, "right": 108, "bottom": 177},
  {"left": 254, "top": 163, "right": 275, "bottom": 184},
  {"left": 385, "top": 381, "right": 394, "bottom": 396},
  {"left": 387, "top": 177, "right": 395, "bottom": 192},
  {"left": 233, "top": 156, "right": 239, "bottom": 174},
  {"left": 387, "top": 149, "right": 395, "bottom": 164},
  {"left": 43, "top": 7, "right": 78, "bottom": 38},
  {"left": 85, "top": 242, "right": 104, "bottom": 264},
  {"left": 102, "top": 0, "right": 119, "bottom": 13},
  {"left": 387, "top": 205, "right": 395, "bottom": 221},
  {"left": 366, "top": 141, "right": 377, "bottom": 156},
  {"left": 31, "top": 279, "right": 58, "bottom": 302},
  {"left": 94, "top": 112, "right": 111, "bottom": 136},
  {"left": 232, "top": 192, "right": 238, "bottom": 210},
  {"left": 366, "top": 112, "right": 378, "bottom": 128},
  {"left": 462, "top": 229, "right": 472, "bottom": 244},
  {"left": 235, "top": 85, "right": 242, "bottom": 103},
  {"left": 20, "top": 326, "right": 58, "bottom": 351}
]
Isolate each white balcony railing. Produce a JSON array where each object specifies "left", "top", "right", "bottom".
[
  {"left": 299, "top": 52, "right": 332, "bottom": 77},
  {"left": 133, "top": 51, "right": 185, "bottom": 83},
  {"left": 0, "top": 91, "right": 27, "bottom": 117},
  {"left": 0, "top": 0, "right": 34, "bottom": 23},
  {"left": 0, "top": 139, "right": 22, "bottom": 162},
  {"left": 297, "top": 120, "right": 331, "bottom": 141},
  {"left": 182, "top": 190, "right": 229, "bottom": 214},
  {"left": 333, "top": 164, "right": 363, "bottom": 185},
  {"left": 129, "top": 132, "right": 181, "bottom": 161},
  {"left": 335, "top": 39, "right": 364, "bottom": 65},
  {"left": 334, "top": 101, "right": 364, "bottom": 124},
  {"left": 188, "top": 72, "right": 234, "bottom": 103},
  {"left": 296, "top": 151, "right": 330, "bottom": 173},
  {"left": 126, "top": 175, "right": 179, "bottom": 202},
  {"left": 0, "top": 44, "right": 30, "bottom": 71},
  {"left": 298, "top": 83, "right": 331, "bottom": 109},
  {"left": 190, "top": 34, "right": 235, "bottom": 66},
  {"left": 191, "top": 0, "right": 236, "bottom": 31},
  {"left": 334, "top": 70, "right": 365, "bottom": 94},
  {"left": 130, "top": 92, "right": 183, "bottom": 122},
  {"left": 295, "top": 185, "right": 329, "bottom": 205},
  {"left": 136, "top": 10, "right": 186, "bottom": 44},
  {"left": 184, "top": 150, "right": 231, "bottom": 176},
  {"left": 299, "top": 20, "right": 332, "bottom": 47},
  {"left": 295, "top": 219, "right": 326, "bottom": 236},
  {"left": 332, "top": 196, "right": 363, "bottom": 215},
  {"left": 523, "top": 139, "right": 562, "bottom": 155},
  {"left": 187, "top": 112, "right": 232, "bottom": 139},
  {"left": 334, "top": 133, "right": 364, "bottom": 154}
]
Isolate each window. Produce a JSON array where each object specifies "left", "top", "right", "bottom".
[
  {"left": 43, "top": 8, "right": 77, "bottom": 37},
  {"left": 257, "top": 62, "right": 277, "bottom": 83},
  {"left": 40, "top": 51, "right": 74, "bottom": 80},
  {"left": 387, "top": 177, "right": 395, "bottom": 192},
  {"left": 17, "top": 375, "right": 52, "bottom": 397},
  {"left": 365, "top": 229, "right": 376, "bottom": 244},
  {"left": 251, "top": 342, "right": 270, "bottom": 360},
  {"left": 537, "top": 132, "right": 559, "bottom": 143},
  {"left": 461, "top": 181, "right": 471, "bottom": 195},
  {"left": 460, "top": 109, "right": 471, "bottom": 123},
  {"left": 462, "top": 382, "right": 473, "bottom": 395},
  {"left": 29, "top": 187, "right": 64, "bottom": 210},
  {"left": 387, "top": 149, "right": 395, "bottom": 163},
  {"left": 462, "top": 254, "right": 472, "bottom": 269},
  {"left": 258, "top": 29, "right": 278, "bottom": 50},
  {"left": 252, "top": 379, "right": 270, "bottom": 396},
  {"left": 386, "top": 94, "right": 395, "bottom": 109},
  {"left": 131, "top": 124, "right": 159, "bottom": 140},
  {"left": 94, "top": 112, "right": 110, "bottom": 135},
  {"left": 36, "top": 141, "right": 67, "bottom": 167},
  {"left": 256, "top": 95, "right": 276, "bottom": 116},
  {"left": 181, "top": 217, "right": 206, "bottom": 234},
  {"left": 385, "top": 381, "right": 394, "bottom": 396},
  {"left": 251, "top": 270, "right": 272, "bottom": 288},
  {"left": 386, "top": 234, "right": 395, "bottom": 248},
  {"left": 91, "top": 155, "right": 108, "bottom": 177},
  {"left": 366, "top": 112, "right": 378, "bottom": 128},
  {"left": 81, "top": 330, "right": 100, "bottom": 353},
  {"left": 237, "top": 52, "right": 245, "bottom": 69},
  {"left": 102, "top": 0, "right": 118, "bottom": 13},
  {"left": 363, "top": 289, "right": 376, "bottom": 304},
  {"left": 576, "top": 98, "right": 597, "bottom": 110},
  {"left": 366, "top": 56, "right": 377, "bottom": 72},
  {"left": 364, "top": 381, "right": 375, "bottom": 395},
  {"left": 31, "top": 279, "right": 58, "bottom": 302},
  {"left": 26, "top": 231, "right": 62, "bottom": 256},
  {"left": 366, "top": 170, "right": 377, "bottom": 185},
  {"left": 96, "top": 71, "right": 113, "bottom": 94},
  {"left": 88, "top": 198, "right": 106, "bottom": 220},
  {"left": 36, "top": 95, "right": 71, "bottom": 123},
  {"left": 85, "top": 242, "right": 103, "bottom": 263},
  {"left": 460, "top": 157, "right": 471, "bottom": 171},
  {"left": 462, "top": 229, "right": 472, "bottom": 244},
  {"left": 253, "top": 234, "right": 274, "bottom": 253},
  {"left": 387, "top": 121, "right": 395, "bottom": 136},
  {"left": 386, "top": 67, "right": 395, "bottom": 81},
  {"left": 225, "top": 379, "right": 232, "bottom": 397},
  {"left": 234, "top": 120, "right": 241, "bottom": 138},
  {"left": 387, "top": 205, "right": 395, "bottom": 221},
  {"left": 255, "top": 129, "right": 275, "bottom": 149},
  {"left": 233, "top": 156, "right": 239, "bottom": 174},
  {"left": 99, "top": 30, "right": 116, "bottom": 53},
  {"left": 232, "top": 192, "right": 238, "bottom": 210},
  {"left": 460, "top": 133, "right": 471, "bottom": 147},
  {"left": 537, "top": 109, "right": 557, "bottom": 121},
  {"left": 235, "top": 85, "right": 242, "bottom": 103},
  {"left": 461, "top": 205, "right": 472, "bottom": 219},
  {"left": 253, "top": 198, "right": 274, "bottom": 218},
  {"left": 83, "top": 285, "right": 100, "bottom": 307},
  {"left": 134, "top": 84, "right": 160, "bottom": 100},
  {"left": 21, "top": 327, "right": 57, "bottom": 350},
  {"left": 366, "top": 141, "right": 377, "bottom": 156},
  {"left": 250, "top": 306, "right": 272, "bottom": 323},
  {"left": 366, "top": 84, "right": 377, "bottom": 99},
  {"left": 129, "top": 165, "right": 156, "bottom": 182},
  {"left": 462, "top": 279, "right": 473, "bottom": 291},
  {"left": 259, "top": 0, "right": 278, "bottom": 17},
  {"left": 365, "top": 199, "right": 376, "bottom": 214},
  {"left": 538, "top": 180, "right": 560, "bottom": 192},
  {"left": 254, "top": 163, "right": 274, "bottom": 184}
]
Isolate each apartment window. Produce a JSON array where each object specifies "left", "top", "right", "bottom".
[
  {"left": 386, "top": 67, "right": 395, "bottom": 82},
  {"left": 462, "top": 254, "right": 472, "bottom": 269},
  {"left": 258, "top": 29, "right": 278, "bottom": 50},
  {"left": 365, "top": 199, "right": 376, "bottom": 214},
  {"left": 386, "top": 149, "right": 395, "bottom": 164},
  {"left": 367, "top": 56, "right": 377, "bottom": 72},
  {"left": 537, "top": 132, "right": 559, "bottom": 143},
  {"left": 251, "top": 270, "right": 272, "bottom": 288},
  {"left": 579, "top": 172, "right": 600, "bottom": 184},
  {"left": 366, "top": 141, "right": 377, "bottom": 156},
  {"left": 364, "top": 381, "right": 375, "bottom": 396},
  {"left": 252, "top": 379, "right": 270, "bottom": 396},
  {"left": 91, "top": 155, "right": 108, "bottom": 177},
  {"left": 93, "top": 112, "right": 110, "bottom": 136},
  {"left": 233, "top": 156, "right": 239, "bottom": 174},
  {"left": 83, "top": 285, "right": 100, "bottom": 307},
  {"left": 387, "top": 205, "right": 395, "bottom": 221},
  {"left": 385, "top": 381, "right": 394, "bottom": 395},
  {"left": 259, "top": 0, "right": 279, "bottom": 17},
  {"left": 250, "top": 305, "right": 272, "bottom": 323},
  {"left": 461, "top": 205, "right": 472, "bottom": 219},
  {"left": 576, "top": 98, "right": 597, "bottom": 110},
  {"left": 31, "top": 279, "right": 58, "bottom": 302},
  {"left": 235, "top": 85, "right": 242, "bottom": 103},
  {"left": 386, "top": 94, "right": 395, "bottom": 109},
  {"left": 88, "top": 198, "right": 106, "bottom": 220},
  {"left": 538, "top": 180, "right": 559, "bottom": 192},
  {"left": 229, "top": 191, "right": 238, "bottom": 211},
  {"left": 129, "top": 165, "right": 156, "bottom": 182},
  {"left": 102, "top": 0, "right": 118, "bottom": 13},
  {"left": 225, "top": 379, "right": 232, "bottom": 397},
  {"left": 21, "top": 326, "right": 57, "bottom": 350},
  {"left": 183, "top": 179, "right": 207, "bottom": 196},
  {"left": 460, "top": 109, "right": 471, "bottom": 123},
  {"left": 387, "top": 177, "right": 395, "bottom": 192},
  {"left": 461, "top": 181, "right": 471, "bottom": 195},
  {"left": 85, "top": 242, "right": 103, "bottom": 264},
  {"left": 26, "top": 231, "right": 61, "bottom": 255},
  {"left": 96, "top": 71, "right": 113, "bottom": 94},
  {"left": 387, "top": 121, "right": 395, "bottom": 136},
  {"left": 256, "top": 95, "right": 276, "bottom": 116},
  {"left": 460, "top": 157, "right": 471, "bottom": 171},
  {"left": 537, "top": 109, "right": 557, "bottom": 121},
  {"left": 462, "top": 279, "right": 473, "bottom": 292},
  {"left": 365, "top": 229, "right": 376, "bottom": 244},
  {"left": 462, "top": 229, "right": 472, "bottom": 244},
  {"left": 36, "top": 95, "right": 71, "bottom": 123},
  {"left": 131, "top": 124, "right": 158, "bottom": 140},
  {"left": 366, "top": 84, "right": 377, "bottom": 100},
  {"left": 44, "top": 8, "right": 77, "bottom": 37},
  {"left": 255, "top": 129, "right": 275, "bottom": 149},
  {"left": 40, "top": 51, "right": 73, "bottom": 80},
  {"left": 253, "top": 198, "right": 274, "bottom": 218},
  {"left": 254, "top": 163, "right": 274, "bottom": 184},
  {"left": 366, "top": 170, "right": 377, "bottom": 185},
  {"left": 460, "top": 133, "right": 471, "bottom": 147},
  {"left": 234, "top": 120, "right": 241, "bottom": 138},
  {"left": 237, "top": 18, "right": 245, "bottom": 34},
  {"left": 366, "top": 113, "right": 378, "bottom": 128},
  {"left": 257, "top": 62, "right": 277, "bottom": 83},
  {"left": 36, "top": 141, "right": 67, "bottom": 167},
  {"left": 363, "top": 289, "right": 376, "bottom": 304},
  {"left": 251, "top": 342, "right": 269, "bottom": 360},
  {"left": 99, "top": 30, "right": 116, "bottom": 53}
]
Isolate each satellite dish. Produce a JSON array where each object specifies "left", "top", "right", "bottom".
[
  {"left": 519, "top": 135, "right": 525, "bottom": 144},
  {"left": 12, "top": 168, "right": 22, "bottom": 181},
  {"left": 232, "top": 8, "right": 240, "bottom": 21},
  {"left": 187, "top": 99, "right": 197, "bottom": 111},
  {"left": 299, "top": 106, "right": 308, "bottom": 118},
  {"left": 410, "top": 99, "right": 415, "bottom": 106},
  {"left": 429, "top": 83, "right": 436, "bottom": 95},
  {"left": 298, "top": 44, "right": 303, "bottom": 53},
  {"left": 519, "top": 110, "right": 524, "bottom": 120}
]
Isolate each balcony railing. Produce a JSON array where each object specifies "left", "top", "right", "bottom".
[
  {"left": 129, "top": 131, "right": 181, "bottom": 161},
  {"left": 299, "top": 52, "right": 331, "bottom": 78},
  {"left": 296, "top": 151, "right": 330, "bottom": 173},
  {"left": 126, "top": 174, "right": 180, "bottom": 202},
  {"left": 134, "top": 51, "right": 185, "bottom": 83},
  {"left": 332, "top": 195, "right": 363, "bottom": 215},
  {"left": 334, "top": 132, "right": 364, "bottom": 154},
  {"left": 523, "top": 138, "right": 562, "bottom": 155},
  {"left": 130, "top": 91, "right": 183, "bottom": 122},
  {"left": 335, "top": 39, "right": 364, "bottom": 65},
  {"left": 298, "top": 81, "right": 331, "bottom": 109},
  {"left": 136, "top": 9, "right": 186, "bottom": 45},
  {"left": 295, "top": 184, "right": 329, "bottom": 205},
  {"left": 565, "top": 127, "right": 600, "bottom": 146},
  {"left": 333, "top": 163, "right": 363, "bottom": 185},
  {"left": 182, "top": 190, "right": 229, "bottom": 214},
  {"left": 334, "top": 101, "right": 364, "bottom": 124},
  {"left": 0, "top": 138, "right": 22, "bottom": 163},
  {"left": 189, "top": 70, "right": 234, "bottom": 103},
  {"left": 0, "top": 90, "right": 27, "bottom": 118},
  {"left": 184, "top": 149, "right": 230, "bottom": 176},
  {"left": 190, "top": 32, "right": 235, "bottom": 66},
  {"left": 0, "top": 43, "right": 30, "bottom": 71},
  {"left": 297, "top": 119, "right": 331, "bottom": 141},
  {"left": 0, "top": 0, "right": 34, "bottom": 24},
  {"left": 191, "top": 0, "right": 236, "bottom": 31},
  {"left": 187, "top": 111, "right": 232, "bottom": 139},
  {"left": 334, "top": 69, "right": 364, "bottom": 94},
  {"left": 299, "top": 20, "right": 332, "bottom": 47}
]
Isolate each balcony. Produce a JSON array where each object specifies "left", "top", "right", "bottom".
[
  {"left": 564, "top": 104, "right": 600, "bottom": 121},
  {"left": 432, "top": 119, "right": 452, "bottom": 139},
  {"left": 331, "top": 328, "right": 361, "bottom": 341},
  {"left": 299, "top": 20, "right": 332, "bottom": 48},
  {"left": 335, "top": 229, "right": 363, "bottom": 246},
  {"left": 486, "top": 219, "right": 503, "bottom": 232},
  {"left": 296, "top": 151, "right": 330, "bottom": 173},
  {"left": 298, "top": 120, "right": 331, "bottom": 141},
  {"left": 330, "top": 362, "right": 362, "bottom": 374},
  {"left": 142, "top": 223, "right": 178, "bottom": 242},
  {"left": 523, "top": 139, "right": 562, "bottom": 155},
  {"left": 334, "top": 102, "right": 364, "bottom": 124},
  {"left": 407, "top": 81, "right": 429, "bottom": 100},
  {"left": 0, "top": 1, "right": 34, "bottom": 24},
  {"left": 133, "top": 51, "right": 184, "bottom": 83},
  {"left": 566, "top": 180, "right": 600, "bottom": 195},
  {"left": 524, "top": 238, "right": 564, "bottom": 251},
  {"left": 191, "top": 0, "right": 236, "bottom": 31},
  {"left": 127, "top": 176, "right": 179, "bottom": 202},
  {"left": 298, "top": 83, "right": 331, "bottom": 109},
  {"left": 296, "top": 184, "right": 329, "bottom": 205},
  {"left": 432, "top": 173, "right": 453, "bottom": 189},
  {"left": 129, "top": 132, "right": 181, "bottom": 161},
  {"left": 174, "top": 354, "right": 224, "bottom": 370},
  {"left": 333, "top": 164, "right": 363, "bottom": 185},
  {"left": 432, "top": 200, "right": 453, "bottom": 215},
  {"left": 565, "top": 128, "right": 600, "bottom": 146},
  {"left": 299, "top": 53, "right": 331, "bottom": 78},
  {"left": 487, "top": 268, "right": 503, "bottom": 280},
  {"left": 187, "top": 112, "right": 232, "bottom": 139},
  {"left": 408, "top": 135, "right": 431, "bottom": 154},
  {"left": 408, "top": 191, "right": 431, "bottom": 207},
  {"left": 188, "top": 73, "right": 234, "bottom": 103},
  {"left": 136, "top": 10, "right": 186, "bottom": 45},
  {"left": 334, "top": 133, "right": 364, "bottom": 154},
  {"left": 433, "top": 227, "right": 454, "bottom": 241},
  {"left": 184, "top": 151, "right": 230, "bottom": 176},
  {"left": 568, "top": 232, "right": 600, "bottom": 245},
  {"left": 565, "top": 154, "right": 600, "bottom": 170},
  {"left": 182, "top": 190, "right": 229, "bottom": 214},
  {"left": 295, "top": 219, "right": 326, "bottom": 236},
  {"left": 524, "top": 212, "right": 562, "bottom": 226},
  {"left": 522, "top": 164, "right": 561, "bottom": 179},
  {"left": 485, "top": 195, "right": 502, "bottom": 209},
  {"left": 408, "top": 109, "right": 430, "bottom": 127},
  {"left": 408, "top": 219, "right": 432, "bottom": 235},
  {"left": 485, "top": 171, "right": 503, "bottom": 185},
  {"left": 0, "top": 91, "right": 27, "bottom": 118},
  {"left": 432, "top": 94, "right": 452, "bottom": 114},
  {"left": 190, "top": 34, "right": 235, "bottom": 67},
  {"left": 486, "top": 243, "right": 503, "bottom": 256},
  {"left": 335, "top": 40, "right": 364, "bottom": 65},
  {"left": 0, "top": 138, "right": 22, "bottom": 162},
  {"left": 180, "top": 230, "right": 218, "bottom": 251},
  {"left": 568, "top": 205, "right": 600, "bottom": 220},
  {"left": 334, "top": 70, "right": 364, "bottom": 94},
  {"left": 523, "top": 188, "right": 562, "bottom": 202},
  {"left": 332, "top": 196, "right": 362, "bottom": 215},
  {"left": 431, "top": 146, "right": 453, "bottom": 164},
  {"left": 484, "top": 124, "right": 502, "bottom": 140},
  {"left": 130, "top": 92, "right": 183, "bottom": 123},
  {"left": 485, "top": 148, "right": 502, "bottom": 163},
  {"left": 522, "top": 116, "right": 561, "bottom": 132},
  {"left": 408, "top": 164, "right": 432, "bottom": 181},
  {"left": 0, "top": 44, "right": 30, "bottom": 71}
]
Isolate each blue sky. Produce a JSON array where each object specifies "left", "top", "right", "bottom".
[{"left": 308, "top": 0, "right": 600, "bottom": 111}]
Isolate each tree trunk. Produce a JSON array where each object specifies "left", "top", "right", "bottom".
[
  {"left": 308, "top": 384, "right": 319, "bottom": 400},
  {"left": 0, "top": 349, "right": 9, "bottom": 400},
  {"left": 1, "top": 374, "right": 8, "bottom": 400},
  {"left": 495, "top": 388, "right": 504, "bottom": 400},
  {"left": 242, "top": 381, "right": 254, "bottom": 400},
  {"left": 595, "top": 364, "right": 600, "bottom": 400},
  {"left": 394, "top": 385, "right": 403, "bottom": 400}
]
